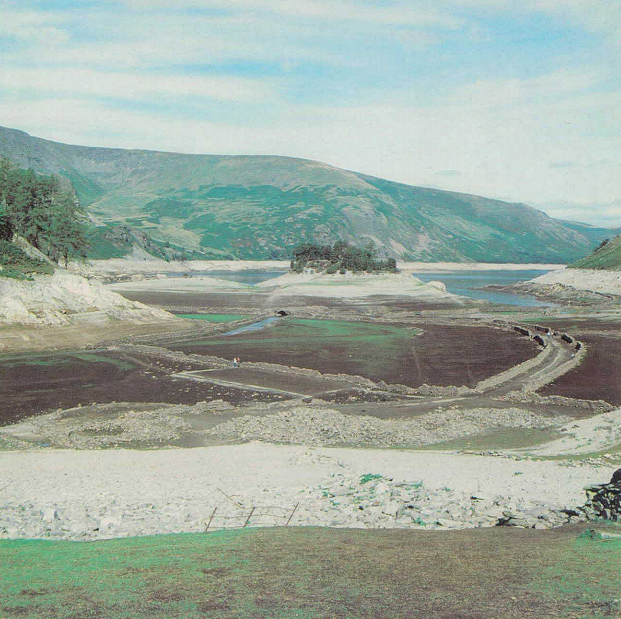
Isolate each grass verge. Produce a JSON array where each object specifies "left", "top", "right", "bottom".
[{"left": 1, "top": 525, "right": 620, "bottom": 618}]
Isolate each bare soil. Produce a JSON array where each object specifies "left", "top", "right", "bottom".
[
  {"left": 540, "top": 335, "right": 621, "bottom": 405},
  {"left": 167, "top": 323, "right": 538, "bottom": 388},
  {"left": 0, "top": 350, "right": 288, "bottom": 425},
  {"left": 196, "top": 367, "right": 359, "bottom": 396}
]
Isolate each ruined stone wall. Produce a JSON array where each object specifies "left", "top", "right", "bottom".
[{"left": 584, "top": 470, "right": 621, "bottom": 522}]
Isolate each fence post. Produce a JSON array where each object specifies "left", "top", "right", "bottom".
[
  {"left": 285, "top": 503, "right": 300, "bottom": 527},
  {"left": 205, "top": 506, "right": 217, "bottom": 532},
  {"left": 243, "top": 506, "right": 255, "bottom": 528}
]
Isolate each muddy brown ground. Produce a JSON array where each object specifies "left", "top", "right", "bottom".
[
  {"left": 0, "top": 350, "right": 288, "bottom": 425},
  {"left": 196, "top": 367, "right": 358, "bottom": 396},
  {"left": 167, "top": 323, "right": 539, "bottom": 388},
  {"left": 540, "top": 335, "right": 621, "bottom": 405},
  {"left": 120, "top": 290, "right": 464, "bottom": 314}
]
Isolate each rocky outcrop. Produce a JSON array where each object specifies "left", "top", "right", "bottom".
[
  {"left": 584, "top": 469, "right": 621, "bottom": 522},
  {"left": 0, "top": 270, "right": 175, "bottom": 326}
]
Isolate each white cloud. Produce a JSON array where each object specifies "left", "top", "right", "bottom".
[
  {"left": 0, "top": 9, "right": 367, "bottom": 69},
  {"left": 0, "top": 7, "right": 71, "bottom": 46},
  {"left": 451, "top": 68, "right": 604, "bottom": 107},
  {"left": 450, "top": 0, "right": 621, "bottom": 39},
  {"left": 1, "top": 67, "right": 275, "bottom": 102},
  {"left": 1, "top": 78, "right": 618, "bottom": 218},
  {"left": 122, "top": 0, "right": 462, "bottom": 28}
]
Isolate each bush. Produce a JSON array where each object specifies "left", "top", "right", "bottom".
[{"left": 0, "top": 240, "right": 54, "bottom": 279}]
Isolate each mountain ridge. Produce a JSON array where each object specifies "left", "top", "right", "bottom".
[{"left": 0, "top": 125, "right": 616, "bottom": 263}]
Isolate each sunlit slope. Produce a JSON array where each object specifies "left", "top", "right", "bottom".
[
  {"left": 0, "top": 126, "right": 615, "bottom": 262},
  {"left": 570, "top": 234, "right": 621, "bottom": 270}
]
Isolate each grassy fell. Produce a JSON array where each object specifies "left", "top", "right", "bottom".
[
  {"left": 1, "top": 126, "right": 617, "bottom": 263},
  {"left": 570, "top": 234, "right": 621, "bottom": 271},
  {"left": 1, "top": 526, "right": 620, "bottom": 618}
]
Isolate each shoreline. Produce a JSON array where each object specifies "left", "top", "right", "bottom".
[{"left": 73, "top": 258, "right": 566, "bottom": 276}]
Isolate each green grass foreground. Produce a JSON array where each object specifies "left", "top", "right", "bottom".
[{"left": 1, "top": 526, "right": 620, "bottom": 618}]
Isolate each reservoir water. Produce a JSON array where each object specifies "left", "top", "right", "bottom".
[
  {"left": 169, "top": 267, "right": 553, "bottom": 306},
  {"left": 167, "top": 270, "right": 286, "bottom": 285},
  {"left": 222, "top": 316, "right": 280, "bottom": 336},
  {"left": 412, "top": 269, "right": 553, "bottom": 306}
]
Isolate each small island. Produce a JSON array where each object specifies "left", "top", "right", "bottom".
[{"left": 290, "top": 241, "right": 398, "bottom": 274}]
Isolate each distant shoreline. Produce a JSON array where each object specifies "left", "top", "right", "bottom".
[{"left": 75, "top": 259, "right": 565, "bottom": 276}]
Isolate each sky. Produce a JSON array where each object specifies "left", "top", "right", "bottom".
[{"left": 0, "top": 0, "right": 620, "bottom": 227}]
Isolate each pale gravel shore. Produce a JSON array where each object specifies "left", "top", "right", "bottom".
[
  {"left": 108, "top": 275, "right": 250, "bottom": 293},
  {"left": 257, "top": 271, "right": 459, "bottom": 300},
  {"left": 0, "top": 443, "right": 614, "bottom": 537},
  {"left": 398, "top": 261, "right": 566, "bottom": 272},
  {"left": 72, "top": 259, "right": 290, "bottom": 275},
  {"left": 72, "top": 258, "right": 566, "bottom": 277},
  {"left": 531, "top": 268, "right": 621, "bottom": 296},
  {"left": 0, "top": 270, "right": 175, "bottom": 327},
  {"left": 104, "top": 271, "right": 463, "bottom": 300}
]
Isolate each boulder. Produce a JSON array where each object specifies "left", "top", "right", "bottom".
[{"left": 427, "top": 281, "right": 447, "bottom": 292}]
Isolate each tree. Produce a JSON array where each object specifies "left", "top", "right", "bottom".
[
  {"left": 46, "top": 193, "right": 90, "bottom": 266},
  {"left": 0, "top": 157, "right": 90, "bottom": 266},
  {"left": 290, "top": 240, "right": 398, "bottom": 274},
  {"left": 0, "top": 203, "right": 13, "bottom": 241}
]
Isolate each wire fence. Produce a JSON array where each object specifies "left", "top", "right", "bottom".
[{"left": 204, "top": 488, "right": 299, "bottom": 532}]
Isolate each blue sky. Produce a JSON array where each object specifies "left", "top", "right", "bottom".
[{"left": 0, "top": 0, "right": 619, "bottom": 226}]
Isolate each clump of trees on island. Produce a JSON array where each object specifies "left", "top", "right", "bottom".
[
  {"left": 290, "top": 240, "right": 398, "bottom": 274},
  {"left": 0, "top": 157, "right": 89, "bottom": 278}
]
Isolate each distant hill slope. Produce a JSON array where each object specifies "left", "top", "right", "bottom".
[
  {"left": 0, "top": 126, "right": 617, "bottom": 263},
  {"left": 569, "top": 234, "right": 621, "bottom": 270}
]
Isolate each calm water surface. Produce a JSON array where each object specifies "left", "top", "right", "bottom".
[
  {"left": 412, "top": 269, "right": 553, "bottom": 306},
  {"left": 170, "top": 268, "right": 552, "bottom": 306}
]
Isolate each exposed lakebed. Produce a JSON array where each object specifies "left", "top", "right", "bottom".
[
  {"left": 166, "top": 269, "right": 286, "bottom": 285},
  {"left": 0, "top": 348, "right": 286, "bottom": 425},
  {"left": 167, "top": 317, "right": 537, "bottom": 388},
  {"left": 0, "top": 269, "right": 571, "bottom": 424}
]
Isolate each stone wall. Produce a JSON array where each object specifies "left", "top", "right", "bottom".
[{"left": 584, "top": 469, "right": 621, "bottom": 522}]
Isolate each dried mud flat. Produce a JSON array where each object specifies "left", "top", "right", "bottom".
[
  {"left": 1, "top": 274, "right": 620, "bottom": 546},
  {"left": 540, "top": 333, "right": 621, "bottom": 405},
  {"left": 0, "top": 348, "right": 289, "bottom": 426}
]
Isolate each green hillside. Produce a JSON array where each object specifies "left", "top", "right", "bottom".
[
  {"left": 569, "top": 234, "right": 621, "bottom": 270},
  {"left": 0, "top": 126, "right": 616, "bottom": 263}
]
